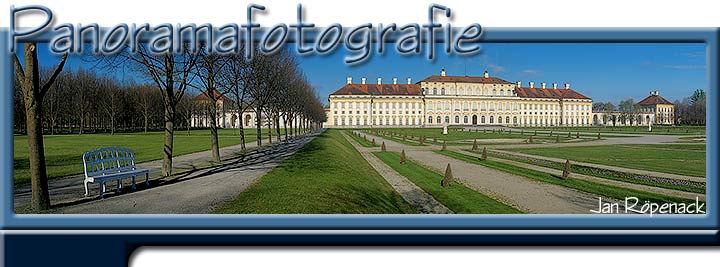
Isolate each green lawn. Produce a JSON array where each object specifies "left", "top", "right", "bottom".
[
  {"left": 345, "top": 131, "right": 379, "bottom": 147},
  {"left": 13, "top": 128, "right": 268, "bottom": 184},
  {"left": 374, "top": 151, "right": 522, "bottom": 214},
  {"left": 501, "top": 144, "right": 706, "bottom": 177},
  {"left": 214, "top": 129, "right": 416, "bottom": 214},
  {"left": 435, "top": 150, "right": 701, "bottom": 206},
  {"left": 519, "top": 125, "right": 705, "bottom": 135}
]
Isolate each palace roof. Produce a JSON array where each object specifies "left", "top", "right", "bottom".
[
  {"left": 420, "top": 75, "right": 514, "bottom": 84},
  {"left": 195, "top": 90, "right": 233, "bottom": 102},
  {"left": 515, "top": 87, "right": 591, "bottom": 100},
  {"left": 637, "top": 94, "right": 673, "bottom": 105},
  {"left": 330, "top": 84, "right": 423, "bottom": 96}
]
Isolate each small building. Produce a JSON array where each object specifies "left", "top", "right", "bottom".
[
  {"left": 592, "top": 91, "right": 675, "bottom": 126},
  {"left": 190, "top": 90, "right": 302, "bottom": 129}
]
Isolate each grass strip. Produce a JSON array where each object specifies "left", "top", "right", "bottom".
[{"left": 374, "top": 151, "right": 522, "bottom": 214}]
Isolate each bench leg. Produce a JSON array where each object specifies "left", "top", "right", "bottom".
[
  {"left": 145, "top": 173, "right": 149, "bottom": 187},
  {"left": 116, "top": 180, "right": 122, "bottom": 193},
  {"left": 100, "top": 182, "right": 105, "bottom": 199},
  {"left": 132, "top": 176, "right": 137, "bottom": 190},
  {"left": 84, "top": 182, "right": 89, "bottom": 197}
]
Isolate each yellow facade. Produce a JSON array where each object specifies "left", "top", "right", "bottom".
[{"left": 326, "top": 71, "right": 593, "bottom": 128}]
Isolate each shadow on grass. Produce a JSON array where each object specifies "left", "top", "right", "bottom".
[{"left": 26, "top": 133, "right": 320, "bottom": 211}]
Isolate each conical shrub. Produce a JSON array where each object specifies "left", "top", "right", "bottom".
[
  {"left": 472, "top": 139, "right": 478, "bottom": 150},
  {"left": 400, "top": 149, "right": 407, "bottom": 164},
  {"left": 562, "top": 159, "right": 571, "bottom": 180},
  {"left": 481, "top": 147, "right": 487, "bottom": 161},
  {"left": 381, "top": 141, "right": 386, "bottom": 152},
  {"left": 441, "top": 163, "right": 453, "bottom": 187}
]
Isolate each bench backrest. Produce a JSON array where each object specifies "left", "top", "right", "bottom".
[{"left": 82, "top": 147, "right": 138, "bottom": 177}]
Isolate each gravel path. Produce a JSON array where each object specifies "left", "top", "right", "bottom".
[
  {"left": 15, "top": 132, "right": 319, "bottom": 214},
  {"left": 343, "top": 132, "right": 452, "bottom": 214},
  {"left": 455, "top": 150, "right": 705, "bottom": 201},
  {"left": 365, "top": 133, "right": 603, "bottom": 214}
]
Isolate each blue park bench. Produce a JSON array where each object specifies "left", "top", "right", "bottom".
[{"left": 82, "top": 147, "right": 149, "bottom": 198}]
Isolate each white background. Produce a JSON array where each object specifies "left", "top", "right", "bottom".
[
  {"left": 3, "top": 0, "right": 719, "bottom": 266},
  {"left": 2, "top": 0, "right": 719, "bottom": 27}
]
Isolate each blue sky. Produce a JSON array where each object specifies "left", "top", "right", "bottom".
[{"left": 34, "top": 42, "right": 707, "bottom": 105}]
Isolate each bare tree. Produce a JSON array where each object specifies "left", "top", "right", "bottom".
[
  {"left": 100, "top": 78, "right": 122, "bottom": 134},
  {"left": 102, "top": 44, "right": 199, "bottom": 176},
  {"left": 134, "top": 84, "right": 158, "bottom": 133},
  {"left": 220, "top": 53, "right": 252, "bottom": 151},
  {"left": 13, "top": 43, "right": 68, "bottom": 210},
  {"left": 194, "top": 52, "right": 228, "bottom": 162}
]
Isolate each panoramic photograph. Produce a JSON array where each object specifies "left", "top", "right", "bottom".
[{"left": 12, "top": 42, "right": 706, "bottom": 215}]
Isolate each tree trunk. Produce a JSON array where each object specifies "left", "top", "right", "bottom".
[
  {"left": 18, "top": 43, "right": 51, "bottom": 211},
  {"left": 267, "top": 117, "right": 273, "bottom": 144},
  {"left": 275, "top": 113, "right": 281, "bottom": 143},
  {"left": 144, "top": 113, "right": 148, "bottom": 133},
  {"left": 208, "top": 101, "right": 221, "bottom": 162},
  {"left": 162, "top": 105, "right": 175, "bottom": 176},
  {"left": 283, "top": 115, "right": 288, "bottom": 141},
  {"left": 256, "top": 107, "right": 263, "bottom": 146},
  {"left": 26, "top": 97, "right": 51, "bottom": 210},
  {"left": 238, "top": 112, "right": 246, "bottom": 151}
]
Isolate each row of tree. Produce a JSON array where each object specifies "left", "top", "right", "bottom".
[
  {"left": 674, "top": 89, "right": 706, "bottom": 125},
  {"left": 13, "top": 68, "right": 195, "bottom": 135},
  {"left": 591, "top": 89, "right": 706, "bottom": 126},
  {"left": 14, "top": 43, "right": 326, "bottom": 211}
]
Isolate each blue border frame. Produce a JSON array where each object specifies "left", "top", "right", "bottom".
[{"left": 1, "top": 28, "right": 717, "bottom": 231}]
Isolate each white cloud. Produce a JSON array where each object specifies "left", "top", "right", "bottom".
[
  {"left": 662, "top": 65, "right": 705, "bottom": 69},
  {"left": 521, "top": 69, "right": 542, "bottom": 76}
]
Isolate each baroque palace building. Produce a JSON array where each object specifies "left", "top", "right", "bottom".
[{"left": 326, "top": 69, "right": 595, "bottom": 128}]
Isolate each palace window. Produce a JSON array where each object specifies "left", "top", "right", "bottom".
[
  {"left": 441, "top": 88, "right": 446, "bottom": 95},
  {"left": 481, "top": 116, "right": 486, "bottom": 123},
  {"left": 506, "top": 117, "right": 510, "bottom": 124},
  {"left": 445, "top": 116, "right": 450, "bottom": 123},
  {"left": 437, "top": 116, "right": 442, "bottom": 124},
  {"left": 490, "top": 116, "right": 494, "bottom": 123},
  {"left": 428, "top": 116, "right": 433, "bottom": 123},
  {"left": 464, "top": 116, "right": 468, "bottom": 123},
  {"left": 455, "top": 116, "right": 460, "bottom": 123}
]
